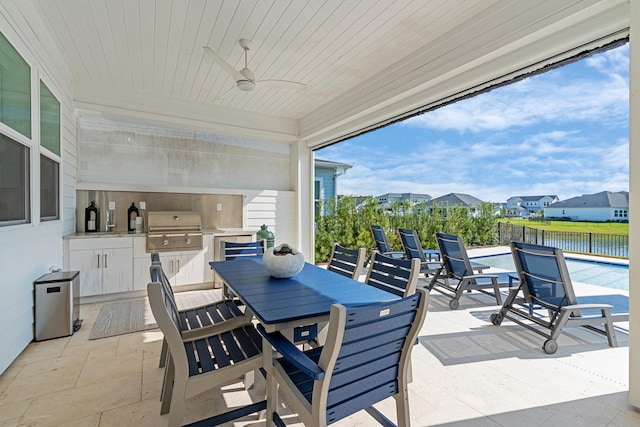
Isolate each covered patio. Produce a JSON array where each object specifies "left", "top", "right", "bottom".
[
  {"left": 0, "top": 0, "right": 639, "bottom": 422},
  {"left": 0, "top": 247, "right": 635, "bottom": 425}
]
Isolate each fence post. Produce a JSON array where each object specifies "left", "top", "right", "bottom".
[
  {"left": 589, "top": 232, "right": 592, "bottom": 254},
  {"left": 541, "top": 229, "right": 545, "bottom": 246}
]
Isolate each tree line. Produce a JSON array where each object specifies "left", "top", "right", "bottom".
[{"left": 314, "top": 196, "right": 499, "bottom": 262}]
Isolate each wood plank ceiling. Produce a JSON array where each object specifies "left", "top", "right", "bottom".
[{"left": 30, "top": 0, "right": 629, "bottom": 146}]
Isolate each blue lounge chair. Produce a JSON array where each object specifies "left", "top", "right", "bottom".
[
  {"left": 370, "top": 224, "right": 405, "bottom": 259},
  {"left": 257, "top": 289, "right": 429, "bottom": 427},
  {"left": 490, "top": 241, "right": 629, "bottom": 354},
  {"left": 429, "top": 232, "right": 515, "bottom": 309},
  {"left": 397, "top": 228, "right": 442, "bottom": 279}
]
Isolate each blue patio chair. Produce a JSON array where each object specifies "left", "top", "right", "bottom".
[
  {"left": 365, "top": 250, "right": 421, "bottom": 297},
  {"left": 147, "top": 265, "right": 265, "bottom": 427},
  {"left": 257, "top": 288, "right": 429, "bottom": 427},
  {"left": 428, "top": 232, "right": 516, "bottom": 309},
  {"left": 150, "top": 253, "right": 248, "bottom": 368},
  {"left": 490, "top": 241, "right": 629, "bottom": 354},
  {"left": 397, "top": 228, "right": 442, "bottom": 279},
  {"left": 222, "top": 240, "right": 265, "bottom": 259},
  {"left": 327, "top": 242, "right": 367, "bottom": 279},
  {"left": 370, "top": 224, "right": 405, "bottom": 259},
  {"left": 221, "top": 240, "right": 265, "bottom": 299}
]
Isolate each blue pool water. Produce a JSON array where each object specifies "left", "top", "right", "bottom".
[{"left": 472, "top": 254, "right": 629, "bottom": 291}]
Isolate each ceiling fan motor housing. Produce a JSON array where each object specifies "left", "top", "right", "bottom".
[{"left": 237, "top": 80, "right": 256, "bottom": 91}]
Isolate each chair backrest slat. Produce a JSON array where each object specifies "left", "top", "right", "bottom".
[
  {"left": 435, "top": 232, "right": 474, "bottom": 279},
  {"left": 327, "top": 243, "right": 366, "bottom": 279},
  {"left": 510, "top": 241, "right": 576, "bottom": 309},
  {"left": 223, "top": 240, "right": 264, "bottom": 260},
  {"left": 364, "top": 251, "right": 419, "bottom": 297}
]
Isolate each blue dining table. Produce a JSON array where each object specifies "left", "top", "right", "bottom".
[{"left": 209, "top": 258, "right": 400, "bottom": 333}]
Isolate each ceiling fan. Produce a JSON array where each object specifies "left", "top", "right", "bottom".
[{"left": 204, "top": 39, "right": 307, "bottom": 93}]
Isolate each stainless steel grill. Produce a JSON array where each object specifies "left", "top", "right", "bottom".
[{"left": 146, "top": 211, "right": 203, "bottom": 252}]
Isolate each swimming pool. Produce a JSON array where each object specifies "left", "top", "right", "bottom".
[{"left": 472, "top": 253, "right": 629, "bottom": 291}]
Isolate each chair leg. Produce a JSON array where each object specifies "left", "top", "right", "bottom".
[
  {"left": 394, "top": 381, "right": 411, "bottom": 427},
  {"left": 159, "top": 338, "right": 168, "bottom": 368},
  {"left": 602, "top": 309, "right": 618, "bottom": 347},
  {"left": 161, "top": 355, "right": 175, "bottom": 415},
  {"left": 168, "top": 378, "right": 187, "bottom": 427}
]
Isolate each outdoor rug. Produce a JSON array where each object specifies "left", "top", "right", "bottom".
[
  {"left": 89, "top": 289, "right": 224, "bottom": 340},
  {"left": 90, "top": 298, "right": 157, "bottom": 340}
]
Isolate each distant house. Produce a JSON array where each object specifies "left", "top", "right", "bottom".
[
  {"left": 314, "top": 159, "right": 352, "bottom": 214},
  {"left": 426, "top": 193, "right": 485, "bottom": 216},
  {"left": 506, "top": 195, "right": 559, "bottom": 217},
  {"left": 544, "top": 191, "right": 629, "bottom": 222},
  {"left": 376, "top": 193, "right": 431, "bottom": 210}
]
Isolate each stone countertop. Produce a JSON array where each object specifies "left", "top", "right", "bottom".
[{"left": 65, "top": 228, "right": 256, "bottom": 239}]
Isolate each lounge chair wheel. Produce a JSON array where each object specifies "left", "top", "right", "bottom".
[
  {"left": 449, "top": 299, "right": 460, "bottom": 310},
  {"left": 543, "top": 339, "right": 558, "bottom": 354},
  {"left": 490, "top": 313, "right": 501, "bottom": 326}
]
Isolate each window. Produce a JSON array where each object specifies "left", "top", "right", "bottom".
[
  {"left": 314, "top": 179, "right": 323, "bottom": 216},
  {"left": 40, "top": 81, "right": 60, "bottom": 155},
  {"left": 40, "top": 154, "right": 59, "bottom": 221},
  {"left": 0, "top": 134, "right": 30, "bottom": 225},
  {"left": 40, "top": 80, "right": 60, "bottom": 220},
  {"left": 0, "top": 31, "right": 31, "bottom": 138}
]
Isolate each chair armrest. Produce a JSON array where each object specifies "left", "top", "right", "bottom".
[
  {"left": 181, "top": 316, "right": 252, "bottom": 340},
  {"left": 562, "top": 303, "right": 613, "bottom": 313},
  {"left": 256, "top": 324, "right": 325, "bottom": 380},
  {"left": 463, "top": 274, "right": 498, "bottom": 280}
]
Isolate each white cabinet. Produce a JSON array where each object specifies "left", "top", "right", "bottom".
[
  {"left": 68, "top": 237, "right": 133, "bottom": 297},
  {"left": 132, "top": 235, "right": 213, "bottom": 291}
]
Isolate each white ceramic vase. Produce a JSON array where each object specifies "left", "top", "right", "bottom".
[{"left": 263, "top": 243, "right": 305, "bottom": 278}]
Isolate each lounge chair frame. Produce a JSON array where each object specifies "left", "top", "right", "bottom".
[
  {"left": 428, "top": 232, "right": 515, "bottom": 309},
  {"left": 490, "top": 241, "right": 629, "bottom": 354}
]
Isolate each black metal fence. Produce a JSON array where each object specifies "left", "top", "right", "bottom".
[{"left": 498, "top": 222, "right": 629, "bottom": 258}]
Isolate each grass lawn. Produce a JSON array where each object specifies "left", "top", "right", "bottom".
[{"left": 500, "top": 219, "right": 628, "bottom": 235}]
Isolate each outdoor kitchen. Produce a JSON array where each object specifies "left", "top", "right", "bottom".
[{"left": 64, "top": 190, "right": 256, "bottom": 302}]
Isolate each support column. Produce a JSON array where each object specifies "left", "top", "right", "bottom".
[
  {"left": 629, "top": 0, "right": 639, "bottom": 409},
  {"left": 291, "top": 140, "right": 315, "bottom": 262}
]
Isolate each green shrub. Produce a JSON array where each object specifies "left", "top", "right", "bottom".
[{"left": 314, "top": 196, "right": 499, "bottom": 262}]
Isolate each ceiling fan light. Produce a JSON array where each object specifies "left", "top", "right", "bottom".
[{"left": 237, "top": 80, "right": 256, "bottom": 91}]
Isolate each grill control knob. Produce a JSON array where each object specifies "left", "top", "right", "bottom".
[
  {"left": 163, "top": 238, "right": 169, "bottom": 246},
  {"left": 185, "top": 237, "right": 191, "bottom": 245}
]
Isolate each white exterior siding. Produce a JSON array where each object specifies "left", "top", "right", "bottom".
[
  {"left": 0, "top": 3, "right": 76, "bottom": 374},
  {"left": 544, "top": 207, "right": 628, "bottom": 222}
]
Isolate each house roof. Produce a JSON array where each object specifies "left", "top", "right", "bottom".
[
  {"left": 549, "top": 191, "right": 629, "bottom": 208},
  {"left": 427, "top": 193, "right": 484, "bottom": 208},
  {"left": 314, "top": 159, "right": 352, "bottom": 170},
  {"left": 24, "top": 1, "right": 630, "bottom": 148},
  {"left": 377, "top": 193, "right": 431, "bottom": 200},
  {"left": 509, "top": 195, "right": 558, "bottom": 202}
]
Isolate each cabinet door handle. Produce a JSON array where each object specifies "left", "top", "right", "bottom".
[
  {"left": 171, "top": 260, "right": 174, "bottom": 273},
  {"left": 104, "top": 254, "right": 108, "bottom": 269},
  {"left": 97, "top": 254, "right": 100, "bottom": 268},
  {"left": 177, "top": 259, "right": 180, "bottom": 272}
]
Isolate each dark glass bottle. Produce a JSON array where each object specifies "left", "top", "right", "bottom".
[
  {"left": 127, "top": 202, "right": 139, "bottom": 232},
  {"left": 85, "top": 201, "right": 99, "bottom": 232}
]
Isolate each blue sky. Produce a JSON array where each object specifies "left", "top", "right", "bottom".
[{"left": 317, "top": 44, "right": 629, "bottom": 203}]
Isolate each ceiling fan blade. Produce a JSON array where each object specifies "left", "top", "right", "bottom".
[
  {"left": 203, "top": 46, "right": 244, "bottom": 82},
  {"left": 257, "top": 79, "right": 308, "bottom": 91}
]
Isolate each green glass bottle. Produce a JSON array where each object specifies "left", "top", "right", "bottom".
[{"left": 256, "top": 224, "right": 275, "bottom": 249}]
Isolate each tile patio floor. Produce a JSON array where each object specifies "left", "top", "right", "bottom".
[{"left": 0, "top": 247, "right": 638, "bottom": 426}]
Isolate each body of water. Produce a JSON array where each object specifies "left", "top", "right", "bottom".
[{"left": 472, "top": 254, "right": 629, "bottom": 291}]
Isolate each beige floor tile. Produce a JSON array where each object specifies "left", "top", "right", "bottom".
[
  {"left": 0, "top": 400, "right": 30, "bottom": 424},
  {"left": 19, "top": 374, "right": 141, "bottom": 426}
]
